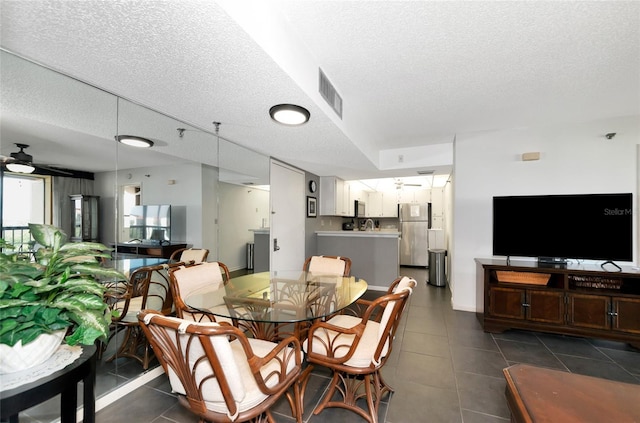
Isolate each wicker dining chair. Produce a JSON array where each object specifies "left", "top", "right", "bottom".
[
  {"left": 168, "top": 261, "right": 231, "bottom": 323},
  {"left": 302, "top": 255, "right": 352, "bottom": 277},
  {"left": 169, "top": 247, "right": 209, "bottom": 264},
  {"left": 102, "top": 265, "right": 154, "bottom": 368},
  {"left": 303, "top": 276, "right": 416, "bottom": 423},
  {"left": 138, "top": 310, "right": 303, "bottom": 423}
]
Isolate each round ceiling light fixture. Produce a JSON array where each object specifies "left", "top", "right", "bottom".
[
  {"left": 115, "top": 135, "right": 154, "bottom": 148},
  {"left": 6, "top": 162, "right": 35, "bottom": 174},
  {"left": 269, "top": 104, "right": 310, "bottom": 126}
]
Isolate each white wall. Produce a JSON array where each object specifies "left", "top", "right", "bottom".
[
  {"left": 218, "top": 182, "right": 270, "bottom": 271},
  {"left": 451, "top": 115, "right": 639, "bottom": 312},
  {"left": 94, "top": 162, "right": 218, "bottom": 252}
]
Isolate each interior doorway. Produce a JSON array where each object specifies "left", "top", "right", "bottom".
[{"left": 118, "top": 183, "right": 141, "bottom": 242}]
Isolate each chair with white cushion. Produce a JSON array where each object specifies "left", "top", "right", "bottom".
[
  {"left": 168, "top": 261, "right": 231, "bottom": 323},
  {"left": 138, "top": 310, "right": 303, "bottom": 423},
  {"left": 303, "top": 255, "right": 351, "bottom": 277},
  {"left": 303, "top": 276, "right": 416, "bottom": 423},
  {"left": 169, "top": 247, "right": 209, "bottom": 264},
  {"left": 103, "top": 265, "right": 155, "bottom": 368}
]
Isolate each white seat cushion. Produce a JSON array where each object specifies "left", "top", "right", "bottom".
[
  {"left": 175, "top": 262, "right": 225, "bottom": 298},
  {"left": 181, "top": 248, "right": 207, "bottom": 263},
  {"left": 118, "top": 296, "right": 144, "bottom": 322},
  {"left": 304, "top": 314, "right": 388, "bottom": 368},
  {"left": 308, "top": 256, "right": 346, "bottom": 276},
  {"left": 146, "top": 268, "right": 170, "bottom": 312}
]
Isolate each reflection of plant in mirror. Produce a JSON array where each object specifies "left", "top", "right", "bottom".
[{"left": 0, "top": 223, "right": 126, "bottom": 347}]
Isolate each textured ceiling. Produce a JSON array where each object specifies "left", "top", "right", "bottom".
[{"left": 1, "top": 0, "right": 638, "bottom": 180}]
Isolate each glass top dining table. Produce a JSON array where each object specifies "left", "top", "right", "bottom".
[{"left": 184, "top": 270, "right": 368, "bottom": 340}]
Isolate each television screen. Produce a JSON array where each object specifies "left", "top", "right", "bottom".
[
  {"left": 493, "top": 193, "right": 632, "bottom": 262},
  {"left": 128, "top": 204, "right": 171, "bottom": 242}
]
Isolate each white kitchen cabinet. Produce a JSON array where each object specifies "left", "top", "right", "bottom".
[
  {"left": 430, "top": 187, "right": 444, "bottom": 228},
  {"left": 382, "top": 193, "right": 398, "bottom": 217},
  {"left": 320, "top": 176, "right": 352, "bottom": 216},
  {"left": 367, "top": 192, "right": 398, "bottom": 217},
  {"left": 367, "top": 192, "right": 383, "bottom": 217},
  {"left": 397, "top": 189, "right": 429, "bottom": 204}
]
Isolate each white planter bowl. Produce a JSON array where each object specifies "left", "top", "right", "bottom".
[{"left": 0, "top": 330, "right": 66, "bottom": 374}]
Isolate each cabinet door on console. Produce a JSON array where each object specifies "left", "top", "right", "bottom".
[
  {"left": 527, "top": 290, "right": 565, "bottom": 324},
  {"left": 568, "top": 293, "right": 610, "bottom": 330},
  {"left": 489, "top": 287, "right": 526, "bottom": 320},
  {"left": 612, "top": 297, "right": 640, "bottom": 335}
]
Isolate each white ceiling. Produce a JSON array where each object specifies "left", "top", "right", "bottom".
[{"left": 1, "top": 1, "right": 638, "bottom": 181}]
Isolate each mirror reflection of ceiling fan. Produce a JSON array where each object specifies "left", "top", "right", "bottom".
[
  {"left": 394, "top": 178, "right": 423, "bottom": 189},
  {"left": 1, "top": 143, "right": 72, "bottom": 176}
]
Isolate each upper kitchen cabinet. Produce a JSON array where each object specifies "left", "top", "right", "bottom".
[
  {"left": 367, "top": 191, "right": 398, "bottom": 218},
  {"left": 430, "top": 187, "right": 444, "bottom": 228},
  {"left": 320, "top": 176, "right": 353, "bottom": 216},
  {"left": 397, "top": 189, "right": 430, "bottom": 204}
]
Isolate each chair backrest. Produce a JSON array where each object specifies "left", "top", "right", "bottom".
[
  {"left": 146, "top": 262, "right": 184, "bottom": 315},
  {"left": 169, "top": 247, "right": 209, "bottom": 263},
  {"left": 104, "top": 265, "right": 155, "bottom": 323},
  {"left": 168, "top": 261, "right": 230, "bottom": 320},
  {"left": 364, "top": 276, "right": 416, "bottom": 366},
  {"left": 303, "top": 255, "right": 351, "bottom": 277},
  {"left": 377, "top": 276, "right": 415, "bottom": 339}
]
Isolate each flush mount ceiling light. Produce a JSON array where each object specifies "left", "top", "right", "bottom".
[
  {"left": 269, "top": 104, "right": 310, "bottom": 126},
  {"left": 115, "top": 135, "right": 154, "bottom": 148}
]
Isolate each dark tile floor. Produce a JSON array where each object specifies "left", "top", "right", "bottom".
[{"left": 12, "top": 266, "right": 640, "bottom": 422}]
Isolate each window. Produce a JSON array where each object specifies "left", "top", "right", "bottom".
[{"left": 1, "top": 173, "right": 51, "bottom": 251}]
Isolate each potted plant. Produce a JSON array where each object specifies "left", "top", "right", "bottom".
[{"left": 0, "top": 223, "right": 126, "bottom": 373}]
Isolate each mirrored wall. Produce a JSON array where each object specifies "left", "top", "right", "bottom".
[{"left": 0, "top": 49, "right": 270, "bottom": 402}]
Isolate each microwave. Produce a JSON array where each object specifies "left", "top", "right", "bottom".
[{"left": 354, "top": 200, "right": 366, "bottom": 218}]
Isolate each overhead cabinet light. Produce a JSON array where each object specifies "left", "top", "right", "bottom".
[{"left": 269, "top": 104, "right": 310, "bottom": 126}]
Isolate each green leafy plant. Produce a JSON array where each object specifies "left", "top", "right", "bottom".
[{"left": 0, "top": 223, "right": 126, "bottom": 347}]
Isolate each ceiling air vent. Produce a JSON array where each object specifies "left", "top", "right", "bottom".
[
  {"left": 417, "top": 170, "right": 434, "bottom": 175},
  {"left": 319, "top": 68, "right": 342, "bottom": 119}
]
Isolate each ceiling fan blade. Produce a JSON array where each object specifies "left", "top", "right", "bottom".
[{"left": 33, "top": 163, "right": 73, "bottom": 176}]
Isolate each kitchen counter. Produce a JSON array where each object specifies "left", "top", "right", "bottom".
[
  {"left": 316, "top": 230, "right": 400, "bottom": 238},
  {"left": 315, "top": 231, "right": 400, "bottom": 289},
  {"left": 249, "top": 228, "right": 270, "bottom": 234}
]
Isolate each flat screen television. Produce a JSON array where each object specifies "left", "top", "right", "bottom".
[
  {"left": 493, "top": 193, "right": 633, "bottom": 263},
  {"left": 128, "top": 204, "right": 171, "bottom": 242}
]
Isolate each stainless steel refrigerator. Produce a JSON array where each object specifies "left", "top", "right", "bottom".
[{"left": 399, "top": 203, "right": 432, "bottom": 266}]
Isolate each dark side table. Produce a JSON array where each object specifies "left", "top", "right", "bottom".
[
  {"left": 503, "top": 363, "right": 640, "bottom": 422},
  {"left": 0, "top": 344, "right": 97, "bottom": 423}
]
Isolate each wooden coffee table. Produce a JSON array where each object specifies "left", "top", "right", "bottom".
[{"left": 503, "top": 363, "right": 640, "bottom": 423}]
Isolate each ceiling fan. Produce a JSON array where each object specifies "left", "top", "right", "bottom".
[
  {"left": 1, "top": 143, "right": 72, "bottom": 176},
  {"left": 394, "top": 178, "right": 423, "bottom": 190}
]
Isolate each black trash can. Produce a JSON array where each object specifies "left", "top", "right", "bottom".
[{"left": 428, "top": 249, "right": 447, "bottom": 287}]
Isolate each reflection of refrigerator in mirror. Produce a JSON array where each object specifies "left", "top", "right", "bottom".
[{"left": 399, "top": 203, "right": 431, "bottom": 266}]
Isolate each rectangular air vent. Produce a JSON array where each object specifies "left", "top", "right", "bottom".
[
  {"left": 417, "top": 170, "right": 434, "bottom": 175},
  {"left": 319, "top": 68, "right": 342, "bottom": 119}
]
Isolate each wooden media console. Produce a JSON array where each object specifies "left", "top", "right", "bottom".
[{"left": 476, "top": 258, "right": 640, "bottom": 349}]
